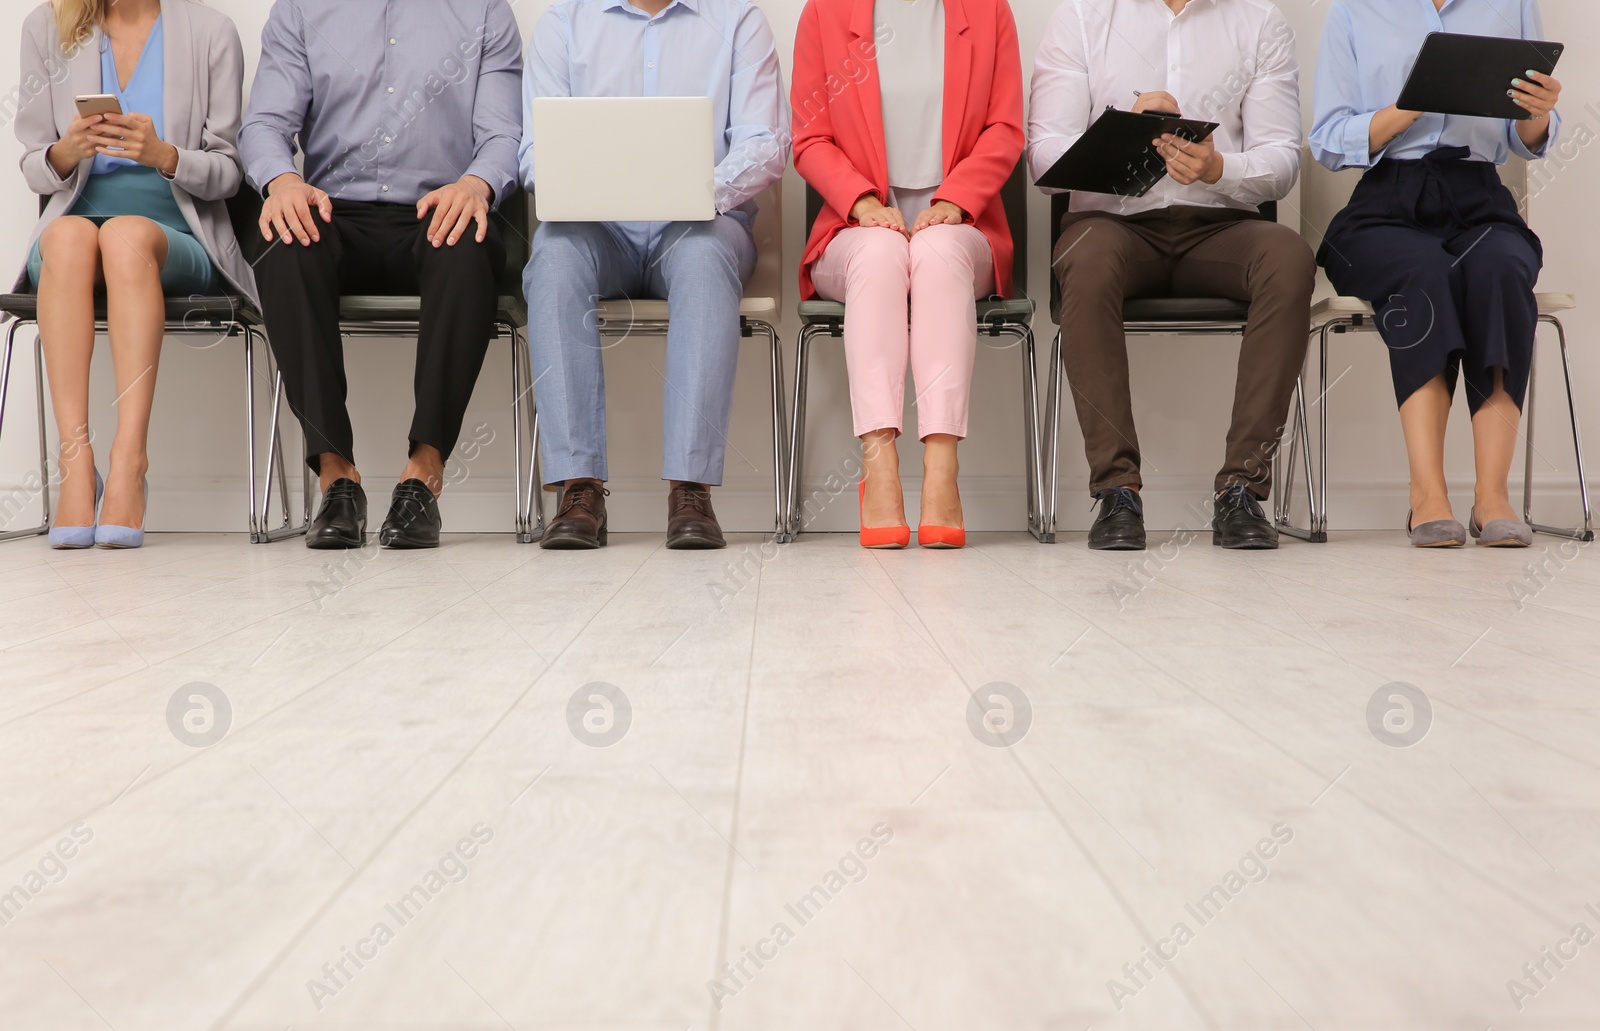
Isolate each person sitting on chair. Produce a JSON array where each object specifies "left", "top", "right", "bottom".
[
  {"left": 14, "top": 0, "right": 256, "bottom": 550},
  {"left": 522, "top": 0, "right": 788, "bottom": 551},
  {"left": 239, "top": 0, "right": 523, "bottom": 550},
  {"left": 1028, "top": 0, "right": 1314, "bottom": 550},
  {"left": 792, "top": 0, "right": 1025, "bottom": 551},
  {"left": 1311, "top": 0, "right": 1561, "bottom": 549}
]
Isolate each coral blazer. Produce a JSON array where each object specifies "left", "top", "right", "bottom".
[{"left": 791, "top": 0, "right": 1024, "bottom": 300}]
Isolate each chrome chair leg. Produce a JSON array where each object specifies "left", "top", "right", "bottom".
[
  {"left": 751, "top": 319, "right": 789, "bottom": 543},
  {"left": 1526, "top": 315, "right": 1594, "bottom": 541},
  {"left": 1017, "top": 323, "right": 1052, "bottom": 543},
  {"left": 513, "top": 329, "right": 545, "bottom": 543},
  {"left": 1043, "top": 329, "right": 1063, "bottom": 541},
  {"left": 247, "top": 329, "right": 310, "bottom": 545},
  {"left": 785, "top": 324, "right": 818, "bottom": 538},
  {"left": 0, "top": 319, "right": 51, "bottom": 542}
]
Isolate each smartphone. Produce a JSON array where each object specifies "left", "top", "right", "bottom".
[{"left": 75, "top": 94, "right": 123, "bottom": 118}]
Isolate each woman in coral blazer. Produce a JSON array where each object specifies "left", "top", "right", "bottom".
[{"left": 793, "top": 0, "right": 1023, "bottom": 549}]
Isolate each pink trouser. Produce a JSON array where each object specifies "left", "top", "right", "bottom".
[{"left": 812, "top": 224, "right": 995, "bottom": 440}]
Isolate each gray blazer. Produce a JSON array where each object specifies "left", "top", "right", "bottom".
[{"left": 13, "top": 0, "right": 258, "bottom": 307}]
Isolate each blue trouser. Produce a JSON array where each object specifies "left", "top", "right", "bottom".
[{"left": 524, "top": 216, "right": 755, "bottom": 485}]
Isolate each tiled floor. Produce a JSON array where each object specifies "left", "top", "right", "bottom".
[{"left": 0, "top": 531, "right": 1596, "bottom": 1031}]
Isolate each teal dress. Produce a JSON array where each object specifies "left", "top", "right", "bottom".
[{"left": 28, "top": 16, "right": 218, "bottom": 295}]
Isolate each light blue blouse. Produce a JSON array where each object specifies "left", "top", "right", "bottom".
[
  {"left": 92, "top": 15, "right": 165, "bottom": 175},
  {"left": 1309, "top": 0, "right": 1562, "bottom": 171}
]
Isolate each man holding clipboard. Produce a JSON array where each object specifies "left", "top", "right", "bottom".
[{"left": 1028, "top": 0, "right": 1316, "bottom": 552}]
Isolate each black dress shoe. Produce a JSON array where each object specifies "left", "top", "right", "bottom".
[
  {"left": 306, "top": 478, "right": 367, "bottom": 550},
  {"left": 1087, "top": 486, "right": 1145, "bottom": 551},
  {"left": 666, "top": 482, "right": 726, "bottom": 550},
  {"left": 1213, "top": 483, "right": 1279, "bottom": 550},
  {"left": 378, "top": 479, "right": 441, "bottom": 549},
  {"left": 541, "top": 480, "right": 608, "bottom": 550}
]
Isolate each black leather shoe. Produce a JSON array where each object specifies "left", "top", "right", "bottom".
[
  {"left": 1213, "top": 483, "right": 1279, "bottom": 550},
  {"left": 541, "top": 480, "right": 608, "bottom": 550},
  {"left": 378, "top": 479, "right": 441, "bottom": 549},
  {"left": 306, "top": 478, "right": 367, "bottom": 549},
  {"left": 1087, "top": 486, "right": 1145, "bottom": 550},
  {"left": 666, "top": 482, "right": 726, "bottom": 550}
]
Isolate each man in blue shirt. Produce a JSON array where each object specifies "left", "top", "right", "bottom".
[
  {"left": 522, "top": 0, "right": 788, "bottom": 550},
  {"left": 240, "top": 0, "right": 523, "bottom": 550}
]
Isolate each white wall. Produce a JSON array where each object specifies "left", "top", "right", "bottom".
[{"left": 1, "top": 0, "right": 1594, "bottom": 535}]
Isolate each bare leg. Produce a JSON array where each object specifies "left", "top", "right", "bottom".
[
  {"left": 920, "top": 433, "right": 963, "bottom": 527},
  {"left": 1397, "top": 374, "right": 1455, "bottom": 525},
  {"left": 401, "top": 444, "right": 445, "bottom": 496},
  {"left": 860, "top": 428, "right": 904, "bottom": 528},
  {"left": 35, "top": 217, "right": 104, "bottom": 527},
  {"left": 1469, "top": 369, "right": 1522, "bottom": 526},
  {"left": 318, "top": 454, "right": 360, "bottom": 493},
  {"left": 97, "top": 217, "right": 169, "bottom": 529}
]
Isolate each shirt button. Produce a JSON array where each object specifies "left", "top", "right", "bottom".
[
  {"left": 384, "top": 136, "right": 392, "bottom": 144},
  {"left": 389, "top": 38, "right": 397, "bottom": 45},
  {"left": 647, "top": 62, "right": 655, "bottom": 69},
  {"left": 387, "top": 87, "right": 395, "bottom": 94},
  {"left": 381, "top": 185, "right": 390, "bottom": 192}
]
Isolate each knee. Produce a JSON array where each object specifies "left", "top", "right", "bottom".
[
  {"left": 1460, "top": 236, "right": 1539, "bottom": 292},
  {"left": 839, "top": 227, "right": 910, "bottom": 287},
  {"left": 98, "top": 217, "right": 166, "bottom": 281},
  {"left": 38, "top": 217, "right": 101, "bottom": 272},
  {"left": 527, "top": 222, "right": 601, "bottom": 285},
  {"left": 1251, "top": 229, "right": 1316, "bottom": 292},
  {"left": 908, "top": 224, "right": 976, "bottom": 279},
  {"left": 660, "top": 223, "right": 743, "bottom": 285}
]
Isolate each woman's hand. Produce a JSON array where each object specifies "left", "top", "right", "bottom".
[
  {"left": 47, "top": 114, "right": 106, "bottom": 177},
  {"left": 849, "top": 194, "right": 908, "bottom": 236},
  {"left": 89, "top": 112, "right": 179, "bottom": 176},
  {"left": 1511, "top": 70, "right": 1560, "bottom": 149},
  {"left": 911, "top": 200, "right": 966, "bottom": 233}
]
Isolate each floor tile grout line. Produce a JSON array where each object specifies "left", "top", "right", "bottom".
[
  {"left": 704, "top": 566, "right": 763, "bottom": 1031},
  {"left": 204, "top": 543, "right": 660, "bottom": 1031},
  {"left": 974, "top": 547, "right": 1579, "bottom": 929}
]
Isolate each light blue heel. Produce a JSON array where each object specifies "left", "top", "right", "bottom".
[
  {"left": 48, "top": 469, "right": 103, "bottom": 550},
  {"left": 95, "top": 478, "right": 148, "bottom": 550}
]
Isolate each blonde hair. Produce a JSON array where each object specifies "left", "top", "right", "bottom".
[{"left": 52, "top": 0, "right": 111, "bottom": 52}]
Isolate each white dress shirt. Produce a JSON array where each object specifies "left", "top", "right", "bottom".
[{"left": 1027, "top": 0, "right": 1303, "bottom": 216}]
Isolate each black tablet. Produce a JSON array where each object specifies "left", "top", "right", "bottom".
[
  {"left": 1035, "top": 108, "right": 1221, "bottom": 197},
  {"left": 1395, "top": 32, "right": 1563, "bottom": 121}
]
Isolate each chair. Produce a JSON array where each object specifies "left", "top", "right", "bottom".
[
  {"left": 1040, "top": 194, "right": 1320, "bottom": 542},
  {"left": 785, "top": 161, "right": 1047, "bottom": 541},
  {"left": 1282, "top": 152, "right": 1591, "bottom": 542},
  {"left": 249, "top": 189, "right": 538, "bottom": 544},
  {"left": 517, "top": 183, "right": 789, "bottom": 543},
  {"left": 0, "top": 193, "right": 272, "bottom": 543}
]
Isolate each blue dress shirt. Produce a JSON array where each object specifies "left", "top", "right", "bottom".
[
  {"left": 1310, "top": 0, "right": 1561, "bottom": 171},
  {"left": 240, "top": 0, "right": 523, "bottom": 207},
  {"left": 93, "top": 15, "right": 164, "bottom": 175},
  {"left": 521, "top": 0, "right": 788, "bottom": 248}
]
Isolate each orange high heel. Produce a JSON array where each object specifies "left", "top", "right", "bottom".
[
  {"left": 859, "top": 480, "right": 911, "bottom": 549},
  {"left": 917, "top": 485, "right": 965, "bottom": 549}
]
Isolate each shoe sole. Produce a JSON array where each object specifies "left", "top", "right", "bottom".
[
  {"left": 1412, "top": 539, "right": 1465, "bottom": 549},
  {"left": 541, "top": 532, "right": 605, "bottom": 550},
  {"left": 306, "top": 535, "right": 365, "bottom": 550},
  {"left": 1214, "top": 537, "right": 1280, "bottom": 550},
  {"left": 1476, "top": 538, "right": 1530, "bottom": 548},
  {"left": 379, "top": 537, "right": 439, "bottom": 550},
  {"left": 666, "top": 534, "right": 727, "bottom": 550},
  {"left": 1088, "top": 540, "right": 1146, "bottom": 551}
]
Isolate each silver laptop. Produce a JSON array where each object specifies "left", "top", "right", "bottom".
[{"left": 530, "top": 97, "right": 717, "bottom": 223}]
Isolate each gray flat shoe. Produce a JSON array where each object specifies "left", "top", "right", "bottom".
[
  {"left": 1408, "top": 511, "right": 1466, "bottom": 548},
  {"left": 1470, "top": 509, "right": 1533, "bottom": 548}
]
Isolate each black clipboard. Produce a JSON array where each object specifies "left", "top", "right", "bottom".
[
  {"left": 1034, "top": 107, "right": 1220, "bottom": 197},
  {"left": 1396, "top": 32, "right": 1563, "bottom": 121}
]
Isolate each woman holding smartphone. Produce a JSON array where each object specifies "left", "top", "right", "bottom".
[
  {"left": 792, "top": 0, "right": 1024, "bottom": 549},
  {"left": 14, "top": 0, "right": 255, "bottom": 548},
  {"left": 1310, "top": 0, "right": 1561, "bottom": 549}
]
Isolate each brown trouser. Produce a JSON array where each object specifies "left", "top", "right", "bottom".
[{"left": 1051, "top": 205, "right": 1315, "bottom": 498}]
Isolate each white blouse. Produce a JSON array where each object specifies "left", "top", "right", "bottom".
[{"left": 874, "top": 0, "right": 946, "bottom": 213}]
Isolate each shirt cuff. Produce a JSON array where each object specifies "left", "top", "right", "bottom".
[
  {"left": 1210, "top": 152, "right": 1245, "bottom": 196},
  {"left": 462, "top": 161, "right": 512, "bottom": 211},
  {"left": 252, "top": 159, "right": 302, "bottom": 198},
  {"left": 1509, "top": 113, "right": 1557, "bottom": 161},
  {"left": 1341, "top": 112, "right": 1377, "bottom": 169}
]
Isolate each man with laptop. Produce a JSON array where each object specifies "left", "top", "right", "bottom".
[
  {"left": 521, "top": 0, "right": 788, "bottom": 550},
  {"left": 241, "top": 0, "right": 523, "bottom": 550},
  {"left": 1028, "top": 0, "right": 1315, "bottom": 551}
]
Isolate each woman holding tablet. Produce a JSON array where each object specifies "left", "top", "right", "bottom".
[
  {"left": 1310, "top": 0, "right": 1561, "bottom": 549},
  {"left": 792, "top": 0, "right": 1024, "bottom": 549},
  {"left": 14, "top": 0, "right": 254, "bottom": 549}
]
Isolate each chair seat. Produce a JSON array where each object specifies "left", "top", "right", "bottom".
[
  {"left": 1311, "top": 290, "right": 1576, "bottom": 326},
  {"left": 338, "top": 295, "right": 528, "bottom": 327},
  {"left": 595, "top": 297, "right": 778, "bottom": 324},
  {"left": 1121, "top": 297, "right": 1251, "bottom": 323},
  {"left": 800, "top": 297, "right": 1036, "bottom": 326},
  {"left": 2, "top": 293, "right": 257, "bottom": 326}
]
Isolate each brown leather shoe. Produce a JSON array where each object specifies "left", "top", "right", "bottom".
[
  {"left": 541, "top": 479, "right": 608, "bottom": 549},
  {"left": 666, "top": 481, "right": 725, "bottom": 550}
]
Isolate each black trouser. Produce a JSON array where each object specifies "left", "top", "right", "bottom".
[
  {"left": 1319, "top": 147, "right": 1541, "bottom": 414},
  {"left": 252, "top": 199, "right": 506, "bottom": 472}
]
